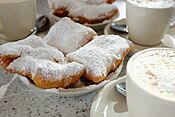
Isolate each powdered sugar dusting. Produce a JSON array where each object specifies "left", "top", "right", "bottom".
[
  {"left": 132, "top": 48, "right": 175, "bottom": 99},
  {"left": 0, "top": 35, "right": 51, "bottom": 56},
  {"left": 69, "top": 3, "right": 118, "bottom": 20},
  {"left": 17, "top": 35, "right": 50, "bottom": 48},
  {"left": 67, "top": 35, "right": 132, "bottom": 80},
  {"left": 44, "top": 17, "right": 97, "bottom": 53},
  {"left": 25, "top": 47, "right": 65, "bottom": 63},
  {"left": 129, "top": 0, "right": 175, "bottom": 8},
  {"left": 7, "top": 56, "right": 84, "bottom": 81}
]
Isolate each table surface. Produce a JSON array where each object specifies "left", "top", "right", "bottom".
[
  {"left": 0, "top": 0, "right": 175, "bottom": 117},
  {"left": 0, "top": 1, "right": 126, "bottom": 117}
]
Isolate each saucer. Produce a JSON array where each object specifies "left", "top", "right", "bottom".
[
  {"left": 90, "top": 76, "right": 128, "bottom": 117},
  {"left": 104, "top": 19, "right": 175, "bottom": 52}
]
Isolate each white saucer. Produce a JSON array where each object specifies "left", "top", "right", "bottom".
[
  {"left": 104, "top": 19, "right": 175, "bottom": 52},
  {"left": 90, "top": 76, "right": 128, "bottom": 117}
]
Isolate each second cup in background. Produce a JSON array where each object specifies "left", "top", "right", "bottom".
[{"left": 126, "top": 0, "right": 175, "bottom": 46}]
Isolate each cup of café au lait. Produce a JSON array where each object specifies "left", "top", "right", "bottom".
[
  {"left": 126, "top": 48, "right": 175, "bottom": 117},
  {"left": 126, "top": 0, "right": 175, "bottom": 46},
  {"left": 0, "top": 0, "right": 36, "bottom": 41}
]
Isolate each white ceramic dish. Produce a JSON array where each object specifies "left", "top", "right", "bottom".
[
  {"left": 19, "top": 63, "right": 123, "bottom": 97},
  {"left": 90, "top": 75, "right": 128, "bottom": 117},
  {"left": 104, "top": 19, "right": 175, "bottom": 52}
]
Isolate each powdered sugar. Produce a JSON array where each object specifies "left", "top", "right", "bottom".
[
  {"left": 7, "top": 56, "right": 84, "bottom": 81},
  {"left": 25, "top": 47, "right": 65, "bottom": 63},
  {"left": 0, "top": 35, "right": 51, "bottom": 56},
  {"left": 67, "top": 35, "right": 132, "bottom": 82},
  {"left": 69, "top": 3, "right": 117, "bottom": 20},
  {"left": 44, "top": 17, "right": 97, "bottom": 53}
]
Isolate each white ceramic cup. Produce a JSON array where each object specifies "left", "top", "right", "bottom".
[
  {"left": 126, "top": 48, "right": 175, "bottom": 117},
  {"left": 0, "top": 0, "right": 36, "bottom": 41},
  {"left": 126, "top": 0, "right": 175, "bottom": 46}
]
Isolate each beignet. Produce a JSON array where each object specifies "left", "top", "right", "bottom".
[
  {"left": 7, "top": 56, "right": 84, "bottom": 89},
  {"left": 67, "top": 35, "right": 133, "bottom": 83},
  {"left": 44, "top": 17, "right": 97, "bottom": 53},
  {"left": 0, "top": 35, "right": 53, "bottom": 69}
]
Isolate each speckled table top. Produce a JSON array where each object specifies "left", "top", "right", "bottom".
[
  {"left": 1, "top": 0, "right": 175, "bottom": 117},
  {"left": 0, "top": 1, "right": 127, "bottom": 117},
  {"left": 0, "top": 66, "right": 100, "bottom": 117}
]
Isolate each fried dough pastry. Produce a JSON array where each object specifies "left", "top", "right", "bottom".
[
  {"left": 67, "top": 35, "right": 133, "bottom": 83},
  {"left": 44, "top": 17, "right": 97, "bottom": 53},
  {"left": 7, "top": 56, "right": 84, "bottom": 89},
  {"left": 0, "top": 35, "right": 51, "bottom": 69}
]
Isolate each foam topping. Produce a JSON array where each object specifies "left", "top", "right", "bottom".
[{"left": 131, "top": 48, "right": 175, "bottom": 100}]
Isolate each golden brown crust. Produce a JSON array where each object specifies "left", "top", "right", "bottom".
[
  {"left": 6, "top": 63, "right": 85, "bottom": 89},
  {"left": 33, "top": 69, "right": 84, "bottom": 89},
  {"left": 106, "top": 0, "right": 116, "bottom": 4},
  {"left": 79, "top": 33, "right": 97, "bottom": 48},
  {"left": 54, "top": 7, "right": 69, "bottom": 17},
  {"left": 70, "top": 9, "right": 118, "bottom": 24},
  {"left": 0, "top": 55, "right": 19, "bottom": 69}
]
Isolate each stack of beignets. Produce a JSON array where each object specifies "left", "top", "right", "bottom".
[
  {"left": 0, "top": 35, "right": 84, "bottom": 89},
  {"left": 48, "top": 0, "right": 118, "bottom": 24},
  {"left": 0, "top": 18, "right": 133, "bottom": 89}
]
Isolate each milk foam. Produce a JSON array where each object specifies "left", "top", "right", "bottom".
[
  {"left": 129, "top": 0, "right": 175, "bottom": 8},
  {"left": 131, "top": 48, "right": 175, "bottom": 100}
]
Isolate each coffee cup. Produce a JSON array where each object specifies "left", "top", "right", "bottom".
[
  {"left": 126, "top": 48, "right": 175, "bottom": 117},
  {"left": 0, "top": 0, "right": 36, "bottom": 42},
  {"left": 126, "top": 0, "right": 175, "bottom": 46}
]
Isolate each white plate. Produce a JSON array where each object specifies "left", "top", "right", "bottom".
[
  {"left": 49, "top": 0, "right": 127, "bottom": 30},
  {"left": 90, "top": 76, "right": 128, "bottom": 117},
  {"left": 104, "top": 19, "right": 175, "bottom": 52},
  {"left": 19, "top": 63, "right": 123, "bottom": 97}
]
